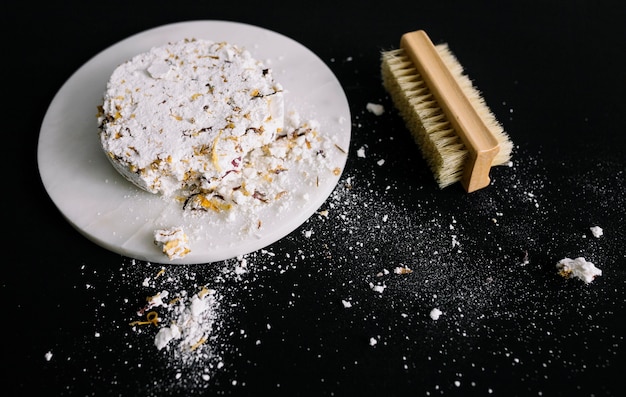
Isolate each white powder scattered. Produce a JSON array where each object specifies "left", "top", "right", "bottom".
[
  {"left": 152, "top": 287, "right": 219, "bottom": 356},
  {"left": 451, "top": 235, "right": 460, "bottom": 248},
  {"left": 366, "top": 102, "right": 384, "bottom": 116},
  {"left": 86, "top": 94, "right": 619, "bottom": 395},
  {"left": 233, "top": 258, "right": 248, "bottom": 276},
  {"left": 556, "top": 257, "right": 602, "bottom": 284},
  {"left": 369, "top": 283, "right": 386, "bottom": 294},
  {"left": 44, "top": 351, "right": 53, "bottom": 361},
  {"left": 154, "top": 325, "right": 181, "bottom": 351},
  {"left": 430, "top": 308, "right": 443, "bottom": 320},
  {"left": 129, "top": 275, "right": 223, "bottom": 377},
  {"left": 520, "top": 250, "right": 530, "bottom": 265},
  {"left": 376, "top": 269, "right": 390, "bottom": 277},
  {"left": 590, "top": 226, "right": 603, "bottom": 238},
  {"left": 357, "top": 146, "right": 366, "bottom": 158}
]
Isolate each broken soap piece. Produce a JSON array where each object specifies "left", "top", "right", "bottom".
[
  {"left": 556, "top": 257, "right": 602, "bottom": 284},
  {"left": 154, "top": 226, "right": 191, "bottom": 260}
]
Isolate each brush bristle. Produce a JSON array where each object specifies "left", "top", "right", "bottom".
[{"left": 381, "top": 45, "right": 512, "bottom": 189}]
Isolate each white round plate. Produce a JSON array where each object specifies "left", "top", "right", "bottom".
[{"left": 38, "top": 20, "right": 351, "bottom": 264}]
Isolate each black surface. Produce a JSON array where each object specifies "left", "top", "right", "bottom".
[{"left": 6, "top": 1, "right": 626, "bottom": 396}]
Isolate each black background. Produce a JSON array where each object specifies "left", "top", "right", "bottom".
[{"left": 5, "top": 1, "right": 626, "bottom": 396}]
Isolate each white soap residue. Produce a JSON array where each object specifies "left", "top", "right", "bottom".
[
  {"left": 154, "top": 323, "right": 182, "bottom": 350},
  {"left": 556, "top": 257, "right": 602, "bottom": 284},
  {"left": 357, "top": 146, "right": 366, "bottom": 158},
  {"left": 136, "top": 286, "right": 220, "bottom": 362},
  {"left": 430, "top": 308, "right": 443, "bottom": 320},
  {"left": 369, "top": 282, "right": 386, "bottom": 294},
  {"left": 590, "top": 226, "right": 603, "bottom": 238},
  {"left": 366, "top": 102, "right": 384, "bottom": 116}
]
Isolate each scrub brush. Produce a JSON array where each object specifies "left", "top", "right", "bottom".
[{"left": 381, "top": 30, "right": 512, "bottom": 192}]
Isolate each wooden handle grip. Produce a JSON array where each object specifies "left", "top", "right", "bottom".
[{"left": 400, "top": 30, "right": 500, "bottom": 192}]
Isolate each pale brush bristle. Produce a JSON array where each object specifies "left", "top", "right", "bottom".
[{"left": 381, "top": 45, "right": 512, "bottom": 189}]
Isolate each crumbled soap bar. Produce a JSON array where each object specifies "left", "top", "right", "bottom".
[
  {"left": 97, "top": 39, "right": 284, "bottom": 197},
  {"left": 556, "top": 257, "right": 602, "bottom": 284},
  {"left": 154, "top": 226, "right": 191, "bottom": 260}
]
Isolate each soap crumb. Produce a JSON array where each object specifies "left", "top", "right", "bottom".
[
  {"left": 366, "top": 102, "right": 384, "bottom": 116},
  {"left": 357, "top": 146, "right": 366, "bottom": 158},
  {"left": 393, "top": 266, "right": 412, "bottom": 274},
  {"left": 154, "top": 226, "right": 191, "bottom": 260},
  {"left": 369, "top": 283, "right": 386, "bottom": 294},
  {"left": 589, "top": 226, "right": 603, "bottom": 238},
  {"left": 430, "top": 308, "right": 443, "bottom": 320},
  {"left": 556, "top": 257, "right": 602, "bottom": 284}
]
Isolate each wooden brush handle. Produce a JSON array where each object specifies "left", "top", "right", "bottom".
[{"left": 400, "top": 30, "right": 500, "bottom": 192}]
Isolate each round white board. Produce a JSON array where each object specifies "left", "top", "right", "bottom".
[{"left": 38, "top": 21, "right": 351, "bottom": 264}]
